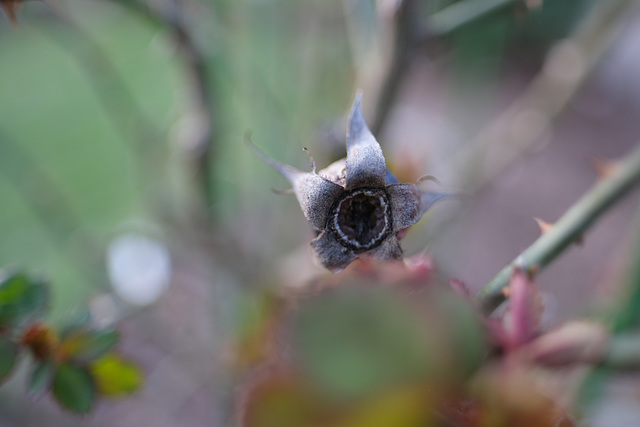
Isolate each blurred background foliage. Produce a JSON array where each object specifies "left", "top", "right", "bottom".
[{"left": 1, "top": 0, "right": 640, "bottom": 425}]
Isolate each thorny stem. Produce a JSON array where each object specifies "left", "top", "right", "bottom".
[{"left": 476, "top": 142, "right": 640, "bottom": 315}]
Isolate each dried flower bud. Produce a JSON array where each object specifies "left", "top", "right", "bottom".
[{"left": 249, "top": 93, "right": 453, "bottom": 272}]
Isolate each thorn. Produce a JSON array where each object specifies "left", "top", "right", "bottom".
[
  {"left": 590, "top": 156, "right": 619, "bottom": 180},
  {"left": 302, "top": 147, "right": 316, "bottom": 173},
  {"left": 533, "top": 217, "right": 553, "bottom": 236},
  {"left": 527, "top": 264, "right": 540, "bottom": 277},
  {"left": 502, "top": 286, "right": 511, "bottom": 298}
]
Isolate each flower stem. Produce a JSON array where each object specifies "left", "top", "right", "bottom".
[{"left": 476, "top": 143, "right": 640, "bottom": 315}]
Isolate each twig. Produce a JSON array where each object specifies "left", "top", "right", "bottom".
[
  {"left": 475, "top": 142, "right": 640, "bottom": 315},
  {"left": 369, "top": 0, "right": 521, "bottom": 137},
  {"left": 369, "top": 0, "right": 422, "bottom": 136},
  {"left": 441, "top": 0, "right": 635, "bottom": 189}
]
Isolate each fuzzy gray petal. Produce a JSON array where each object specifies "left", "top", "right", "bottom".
[
  {"left": 366, "top": 235, "right": 403, "bottom": 261},
  {"left": 249, "top": 141, "right": 344, "bottom": 230},
  {"left": 311, "top": 231, "right": 357, "bottom": 273},
  {"left": 345, "top": 94, "right": 387, "bottom": 190},
  {"left": 387, "top": 183, "right": 421, "bottom": 231}
]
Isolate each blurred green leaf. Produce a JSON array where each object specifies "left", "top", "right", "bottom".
[
  {"left": 90, "top": 354, "right": 142, "bottom": 396},
  {"left": 52, "top": 364, "right": 95, "bottom": 414},
  {"left": 0, "top": 272, "right": 49, "bottom": 327},
  {"left": 292, "top": 287, "right": 432, "bottom": 398},
  {"left": 60, "top": 329, "right": 120, "bottom": 363},
  {"left": 28, "top": 360, "right": 55, "bottom": 396},
  {"left": 0, "top": 338, "right": 19, "bottom": 383}
]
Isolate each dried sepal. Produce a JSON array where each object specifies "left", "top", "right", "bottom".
[
  {"left": 387, "top": 184, "right": 421, "bottom": 231},
  {"left": 365, "top": 235, "right": 403, "bottom": 261},
  {"left": 310, "top": 231, "right": 356, "bottom": 273},
  {"left": 418, "top": 189, "right": 456, "bottom": 216},
  {"left": 345, "top": 93, "right": 387, "bottom": 190},
  {"left": 246, "top": 136, "right": 344, "bottom": 231}
]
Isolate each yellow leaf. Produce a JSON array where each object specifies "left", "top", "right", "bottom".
[{"left": 89, "top": 354, "right": 142, "bottom": 396}]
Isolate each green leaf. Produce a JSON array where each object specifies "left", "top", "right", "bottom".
[
  {"left": 0, "top": 272, "right": 49, "bottom": 327},
  {"left": 28, "top": 360, "right": 55, "bottom": 396},
  {"left": 61, "top": 329, "right": 120, "bottom": 362},
  {"left": 292, "top": 287, "right": 432, "bottom": 398},
  {"left": 0, "top": 338, "right": 19, "bottom": 382},
  {"left": 90, "top": 354, "right": 142, "bottom": 396},
  {"left": 52, "top": 364, "right": 95, "bottom": 414}
]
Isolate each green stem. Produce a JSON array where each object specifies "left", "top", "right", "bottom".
[{"left": 476, "top": 143, "right": 640, "bottom": 315}]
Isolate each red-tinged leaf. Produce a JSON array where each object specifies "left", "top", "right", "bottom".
[
  {"left": 502, "top": 270, "right": 543, "bottom": 351},
  {"left": 21, "top": 323, "right": 59, "bottom": 360}
]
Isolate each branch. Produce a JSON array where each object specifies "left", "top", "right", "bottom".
[
  {"left": 442, "top": 0, "right": 635, "bottom": 190},
  {"left": 476, "top": 142, "right": 640, "bottom": 315},
  {"left": 369, "top": 0, "right": 422, "bottom": 136}
]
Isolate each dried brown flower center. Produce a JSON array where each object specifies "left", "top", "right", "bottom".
[{"left": 330, "top": 189, "right": 391, "bottom": 250}]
